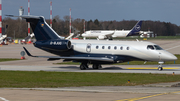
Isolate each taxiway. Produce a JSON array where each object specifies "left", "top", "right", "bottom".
[{"left": 0, "top": 40, "right": 180, "bottom": 101}]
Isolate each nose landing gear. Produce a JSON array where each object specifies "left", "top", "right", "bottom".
[
  {"left": 158, "top": 61, "right": 164, "bottom": 71},
  {"left": 158, "top": 65, "right": 163, "bottom": 71}
]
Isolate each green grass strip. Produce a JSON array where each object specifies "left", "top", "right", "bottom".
[
  {"left": 0, "top": 71, "right": 180, "bottom": 88},
  {"left": 0, "top": 58, "right": 21, "bottom": 62}
]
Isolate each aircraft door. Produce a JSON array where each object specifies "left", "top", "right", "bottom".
[{"left": 86, "top": 43, "right": 91, "bottom": 53}]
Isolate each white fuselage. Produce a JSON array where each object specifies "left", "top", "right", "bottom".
[
  {"left": 82, "top": 30, "right": 130, "bottom": 38},
  {"left": 70, "top": 39, "right": 177, "bottom": 62}
]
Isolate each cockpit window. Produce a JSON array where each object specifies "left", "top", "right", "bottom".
[
  {"left": 154, "top": 45, "right": 163, "bottom": 50},
  {"left": 147, "top": 45, "right": 154, "bottom": 50}
]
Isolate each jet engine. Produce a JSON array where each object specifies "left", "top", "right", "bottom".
[
  {"left": 98, "top": 35, "right": 106, "bottom": 40},
  {"left": 34, "top": 39, "right": 71, "bottom": 51}
]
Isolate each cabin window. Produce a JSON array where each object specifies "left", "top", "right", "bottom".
[
  {"left": 96, "top": 46, "right": 99, "bottom": 49},
  {"left": 120, "top": 46, "right": 123, "bottom": 50},
  {"left": 147, "top": 45, "right": 154, "bottom": 50},
  {"left": 108, "top": 46, "right": 111, "bottom": 49},
  {"left": 154, "top": 45, "right": 163, "bottom": 50},
  {"left": 127, "top": 47, "right": 129, "bottom": 50},
  {"left": 114, "top": 46, "right": 117, "bottom": 50},
  {"left": 87, "top": 46, "right": 91, "bottom": 48},
  {"left": 102, "top": 46, "right": 105, "bottom": 49}
]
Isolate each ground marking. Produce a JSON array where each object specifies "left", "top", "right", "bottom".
[
  {"left": 116, "top": 91, "right": 180, "bottom": 101},
  {"left": 127, "top": 67, "right": 178, "bottom": 69},
  {"left": 116, "top": 93, "right": 166, "bottom": 101},
  {"left": 0, "top": 97, "right": 9, "bottom": 101},
  {"left": 165, "top": 45, "right": 180, "bottom": 50}
]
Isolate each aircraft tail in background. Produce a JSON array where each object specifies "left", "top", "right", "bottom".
[{"left": 127, "top": 20, "right": 143, "bottom": 36}]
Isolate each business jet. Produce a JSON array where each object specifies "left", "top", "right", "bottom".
[
  {"left": 82, "top": 20, "right": 142, "bottom": 40},
  {"left": 9, "top": 15, "right": 177, "bottom": 71}
]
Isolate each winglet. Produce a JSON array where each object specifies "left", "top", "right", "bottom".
[{"left": 23, "top": 47, "right": 34, "bottom": 57}]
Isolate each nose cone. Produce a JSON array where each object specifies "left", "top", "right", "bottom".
[
  {"left": 169, "top": 54, "right": 178, "bottom": 61},
  {"left": 162, "top": 52, "right": 177, "bottom": 61}
]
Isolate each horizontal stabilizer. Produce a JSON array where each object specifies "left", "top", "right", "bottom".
[
  {"left": 47, "top": 58, "right": 60, "bottom": 61},
  {"left": 23, "top": 47, "right": 35, "bottom": 57}
]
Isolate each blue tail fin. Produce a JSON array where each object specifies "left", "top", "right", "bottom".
[
  {"left": 127, "top": 20, "right": 143, "bottom": 36},
  {"left": 22, "top": 15, "right": 64, "bottom": 41}
]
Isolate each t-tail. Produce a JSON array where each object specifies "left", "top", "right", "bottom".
[
  {"left": 22, "top": 15, "right": 65, "bottom": 41},
  {"left": 127, "top": 20, "right": 143, "bottom": 36},
  {"left": 9, "top": 15, "right": 71, "bottom": 54}
]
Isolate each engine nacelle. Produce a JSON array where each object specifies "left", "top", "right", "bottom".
[
  {"left": 98, "top": 35, "right": 106, "bottom": 40},
  {"left": 34, "top": 39, "right": 71, "bottom": 51}
]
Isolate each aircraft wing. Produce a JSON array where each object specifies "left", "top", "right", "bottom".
[
  {"left": 98, "top": 31, "right": 115, "bottom": 39},
  {"left": 104, "top": 30, "right": 115, "bottom": 36},
  {"left": 23, "top": 47, "right": 114, "bottom": 62}
]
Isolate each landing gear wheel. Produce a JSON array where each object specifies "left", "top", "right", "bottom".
[
  {"left": 80, "top": 63, "right": 88, "bottom": 70},
  {"left": 158, "top": 61, "right": 164, "bottom": 71},
  {"left": 92, "top": 64, "right": 102, "bottom": 69},
  {"left": 158, "top": 66, "right": 163, "bottom": 71}
]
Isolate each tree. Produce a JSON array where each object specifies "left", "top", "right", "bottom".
[{"left": 2, "top": 16, "right": 180, "bottom": 38}]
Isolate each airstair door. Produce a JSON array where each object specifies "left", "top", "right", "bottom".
[{"left": 86, "top": 43, "right": 91, "bottom": 53}]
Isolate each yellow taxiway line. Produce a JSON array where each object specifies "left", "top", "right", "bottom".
[
  {"left": 127, "top": 67, "right": 179, "bottom": 70},
  {"left": 116, "top": 91, "right": 180, "bottom": 101}
]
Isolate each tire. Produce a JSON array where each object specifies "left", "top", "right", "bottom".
[
  {"left": 158, "top": 67, "right": 163, "bottom": 71},
  {"left": 80, "top": 64, "right": 87, "bottom": 70},
  {"left": 92, "top": 64, "right": 98, "bottom": 69},
  {"left": 92, "top": 64, "right": 102, "bottom": 69},
  {"left": 98, "top": 65, "right": 102, "bottom": 69}
]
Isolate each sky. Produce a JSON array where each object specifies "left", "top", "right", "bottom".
[{"left": 2, "top": 0, "right": 180, "bottom": 26}]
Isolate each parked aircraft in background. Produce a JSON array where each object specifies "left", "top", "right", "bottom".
[
  {"left": 0, "top": 25, "right": 8, "bottom": 45},
  {"left": 0, "top": 34, "right": 7, "bottom": 44},
  {"left": 21, "top": 33, "right": 34, "bottom": 44},
  {"left": 82, "top": 21, "right": 142, "bottom": 40},
  {"left": 9, "top": 15, "right": 177, "bottom": 71},
  {"left": 140, "top": 30, "right": 155, "bottom": 38}
]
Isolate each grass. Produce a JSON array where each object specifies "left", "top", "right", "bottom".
[
  {"left": 56, "top": 54, "right": 180, "bottom": 65},
  {"left": 147, "top": 36, "right": 180, "bottom": 39},
  {"left": 0, "top": 71, "right": 180, "bottom": 88},
  {"left": 0, "top": 58, "right": 21, "bottom": 62},
  {"left": 126, "top": 36, "right": 180, "bottom": 40}
]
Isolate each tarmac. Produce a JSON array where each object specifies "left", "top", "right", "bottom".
[
  {"left": 0, "top": 83, "right": 180, "bottom": 101},
  {"left": 0, "top": 40, "right": 180, "bottom": 101}
]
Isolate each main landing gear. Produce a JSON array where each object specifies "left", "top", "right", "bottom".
[
  {"left": 80, "top": 62, "right": 102, "bottom": 70},
  {"left": 158, "top": 61, "right": 164, "bottom": 71},
  {"left": 80, "top": 62, "right": 88, "bottom": 70},
  {"left": 92, "top": 64, "right": 102, "bottom": 69}
]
